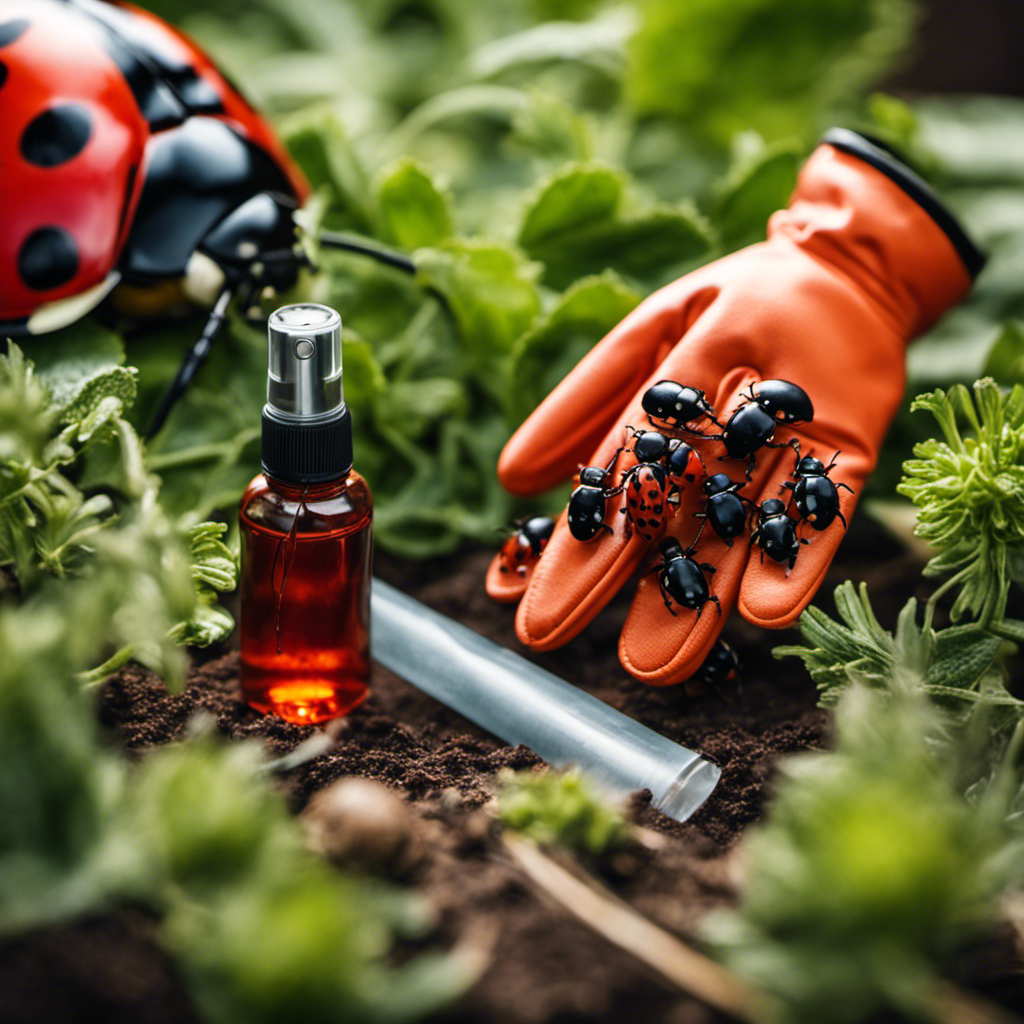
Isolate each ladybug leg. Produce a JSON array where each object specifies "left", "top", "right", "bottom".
[{"left": 147, "top": 286, "right": 234, "bottom": 437}]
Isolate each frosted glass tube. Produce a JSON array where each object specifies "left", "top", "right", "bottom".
[{"left": 371, "top": 578, "right": 721, "bottom": 823}]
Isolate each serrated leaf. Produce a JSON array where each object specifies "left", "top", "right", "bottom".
[
  {"left": 927, "top": 626, "right": 1002, "bottom": 692},
  {"left": 374, "top": 158, "right": 454, "bottom": 250},
  {"left": 414, "top": 240, "right": 541, "bottom": 405},
  {"left": 519, "top": 163, "right": 712, "bottom": 288},
  {"left": 519, "top": 163, "right": 625, "bottom": 250},
  {"left": 509, "top": 272, "right": 640, "bottom": 423},
  {"left": 279, "top": 105, "right": 374, "bottom": 232}
]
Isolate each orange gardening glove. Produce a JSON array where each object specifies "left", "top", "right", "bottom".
[{"left": 486, "top": 129, "right": 983, "bottom": 686}]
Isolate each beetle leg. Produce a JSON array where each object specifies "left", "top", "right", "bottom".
[
  {"left": 699, "top": 562, "right": 717, "bottom": 575},
  {"left": 836, "top": 481, "right": 855, "bottom": 494},
  {"left": 659, "top": 580, "right": 678, "bottom": 617},
  {"left": 836, "top": 509, "right": 848, "bottom": 530}
]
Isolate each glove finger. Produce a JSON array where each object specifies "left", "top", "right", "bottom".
[
  {"left": 498, "top": 279, "right": 719, "bottom": 495},
  {"left": 485, "top": 547, "right": 534, "bottom": 603},
  {"left": 739, "top": 441, "right": 869, "bottom": 628},
  {"left": 617, "top": 370, "right": 773, "bottom": 685}
]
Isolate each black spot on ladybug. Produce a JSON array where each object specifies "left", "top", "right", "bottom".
[
  {"left": 0, "top": 18, "right": 29, "bottom": 48},
  {"left": 653, "top": 504, "right": 663, "bottom": 515},
  {"left": 648, "top": 489, "right": 660, "bottom": 499},
  {"left": 21, "top": 104, "right": 93, "bottom": 167},
  {"left": 686, "top": 473, "right": 696, "bottom": 483},
  {"left": 18, "top": 227, "right": 79, "bottom": 290},
  {"left": 0, "top": 60, "right": 6, "bottom": 89},
  {"left": 637, "top": 518, "right": 647, "bottom": 528},
  {"left": 629, "top": 498, "right": 638, "bottom": 508}
]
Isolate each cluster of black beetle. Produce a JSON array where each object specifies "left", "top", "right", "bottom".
[{"left": 567, "top": 378, "right": 854, "bottom": 619}]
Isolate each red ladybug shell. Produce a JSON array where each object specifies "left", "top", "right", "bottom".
[
  {"left": 623, "top": 464, "right": 670, "bottom": 541},
  {"left": 0, "top": 0, "right": 307, "bottom": 331}
]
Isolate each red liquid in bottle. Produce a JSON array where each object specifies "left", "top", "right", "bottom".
[{"left": 239, "top": 472, "right": 372, "bottom": 724}]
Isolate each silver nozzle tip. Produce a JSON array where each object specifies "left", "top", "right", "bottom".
[{"left": 267, "top": 303, "right": 343, "bottom": 419}]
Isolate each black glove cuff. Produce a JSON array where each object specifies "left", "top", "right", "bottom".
[{"left": 821, "top": 127, "right": 986, "bottom": 280}]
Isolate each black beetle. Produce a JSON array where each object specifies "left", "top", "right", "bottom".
[
  {"left": 783, "top": 453, "right": 854, "bottom": 531},
  {"left": 654, "top": 537, "right": 721, "bottom": 618},
  {"left": 750, "top": 498, "right": 808, "bottom": 570},
  {"left": 694, "top": 473, "right": 748, "bottom": 547},
  {"left": 498, "top": 515, "right": 555, "bottom": 575},
  {"left": 686, "top": 638, "right": 740, "bottom": 697},
  {"left": 642, "top": 380, "right": 721, "bottom": 434},
  {"left": 568, "top": 465, "right": 616, "bottom": 541},
  {"left": 716, "top": 379, "right": 814, "bottom": 478}
]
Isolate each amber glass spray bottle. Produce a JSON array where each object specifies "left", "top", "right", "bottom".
[{"left": 239, "top": 303, "right": 372, "bottom": 724}]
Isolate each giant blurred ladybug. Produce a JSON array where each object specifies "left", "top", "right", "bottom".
[{"left": 0, "top": 0, "right": 409, "bottom": 433}]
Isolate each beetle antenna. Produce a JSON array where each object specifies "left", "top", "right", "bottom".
[
  {"left": 147, "top": 286, "right": 234, "bottom": 438},
  {"left": 318, "top": 230, "right": 417, "bottom": 275}
]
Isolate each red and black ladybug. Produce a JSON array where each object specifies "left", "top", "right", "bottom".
[
  {"left": 0, "top": 0, "right": 405, "bottom": 433},
  {"left": 498, "top": 515, "right": 554, "bottom": 577}
]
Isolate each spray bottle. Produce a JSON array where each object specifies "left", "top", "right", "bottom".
[{"left": 239, "top": 303, "right": 372, "bottom": 724}]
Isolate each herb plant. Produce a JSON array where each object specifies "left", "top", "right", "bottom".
[
  {"left": 497, "top": 767, "right": 633, "bottom": 856},
  {"left": 735, "top": 375, "right": 1024, "bottom": 1021}
]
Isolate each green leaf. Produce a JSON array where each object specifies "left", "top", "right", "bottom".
[
  {"left": 518, "top": 163, "right": 713, "bottom": 289},
  {"left": 24, "top": 321, "right": 135, "bottom": 424},
  {"left": 714, "top": 135, "right": 802, "bottom": 249},
  {"left": 626, "top": 0, "right": 916, "bottom": 146},
  {"left": 509, "top": 271, "right": 640, "bottom": 423},
  {"left": 982, "top": 321, "right": 1024, "bottom": 385},
  {"left": 374, "top": 158, "right": 454, "bottom": 250},
  {"left": 279, "top": 106, "right": 374, "bottom": 232},
  {"left": 414, "top": 239, "right": 541, "bottom": 402},
  {"left": 519, "top": 163, "right": 624, "bottom": 250}
]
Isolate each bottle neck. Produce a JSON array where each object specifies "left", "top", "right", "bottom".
[{"left": 264, "top": 472, "right": 351, "bottom": 501}]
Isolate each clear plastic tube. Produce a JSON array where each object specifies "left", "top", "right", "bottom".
[{"left": 370, "top": 579, "right": 721, "bottom": 823}]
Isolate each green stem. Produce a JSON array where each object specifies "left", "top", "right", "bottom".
[
  {"left": 77, "top": 645, "right": 134, "bottom": 689},
  {"left": 923, "top": 567, "right": 973, "bottom": 632}
]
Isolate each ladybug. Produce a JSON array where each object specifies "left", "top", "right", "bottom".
[
  {"left": 498, "top": 515, "right": 554, "bottom": 576},
  {"left": 713, "top": 379, "right": 813, "bottom": 479},
  {"left": 653, "top": 537, "right": 721, "bottom": 619},
  {"left": 0, "top": 0, "right": 404, "bottom": 435},
  {"left": 567, "top": 464, "right": 616, "bottom": 542},
  {"left": 783, "top": 452, "right": 854, "bottom": 531},
  {"left": 694, "top": 473, "right": 748, "bottom": 547},
  {"left": 685, "top": 638, "right": 740, "bottom": 697},
  {"left": 750, "top": 498, "right": 808, "bottom": 570},
  {"left": 641, "top": 379, "right": 721, "bottom": 435},
  {"left": 614, "top": 428, "right": 682, "bottom": 542},
  {"left": 664, "top": 440, "right": 705, "bottom": 490}
]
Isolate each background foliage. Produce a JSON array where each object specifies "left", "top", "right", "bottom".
[{"left": 19, "top": 0, "right": 969, "bottom": 557}]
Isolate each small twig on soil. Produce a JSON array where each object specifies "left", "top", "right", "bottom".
[
  {"left": 502, "top": 834, "right": 1024, "bottom": 1024},
  {"left": 501, "top": 833, "right": 764, "bottom": 1022}
]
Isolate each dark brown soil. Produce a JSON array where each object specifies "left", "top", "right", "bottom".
[{"left": 0, "top": 516, "right": 1000, "bottom": 1024}]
